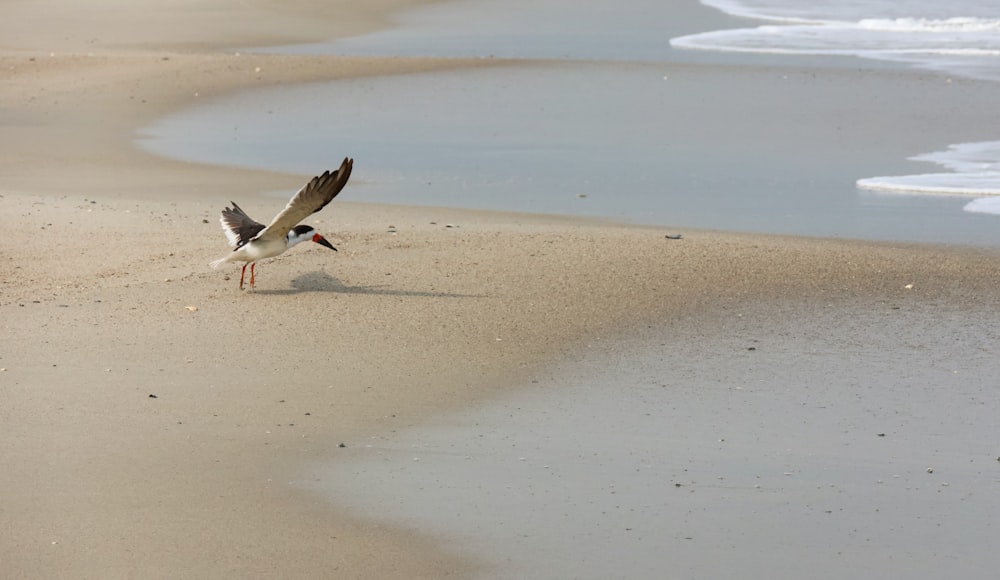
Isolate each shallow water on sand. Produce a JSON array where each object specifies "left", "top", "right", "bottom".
[
  {"left": 138, "top": 60, "right": 1000, "bottom": 246},
  {"left": 298, "top": 299, "right": 1000, "bottom": 579}
]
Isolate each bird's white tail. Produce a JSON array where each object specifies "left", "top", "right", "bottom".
[{"left": 209, "top": 257, "right": 229, "bottom": 270}]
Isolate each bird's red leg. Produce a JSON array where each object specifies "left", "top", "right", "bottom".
[
  {"left": 250, "top": 263, "right": 256, "bottom": 289},
  {"left": 240, "top": 263, "right": 248, "bottom": 290}
]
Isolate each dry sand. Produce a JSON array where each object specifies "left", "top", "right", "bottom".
[{"left": 2, "top": 1, "right": 1000, "bottom": 578}]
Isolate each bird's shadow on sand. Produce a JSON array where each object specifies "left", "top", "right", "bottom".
[{"left": 251, "top": 270, "right": 479, "bottom": 299}]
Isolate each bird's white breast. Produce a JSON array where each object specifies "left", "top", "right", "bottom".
[{"left": 234, "top": 237, "right": 289, "bottom": 262}]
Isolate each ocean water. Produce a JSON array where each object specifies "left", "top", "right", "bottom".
[
  {"left": 136, "top": 0, "right": 1000, "bottom": 237},
  {"left": 675, "top": 0, "right": 1000, "bottom": 82},
  {"left": 672, "top": 0, "right": 1000, "bottom": 208}
]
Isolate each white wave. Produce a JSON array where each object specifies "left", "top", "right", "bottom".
[
  {"left": 964, "top": 197, "right": 1000, "bottom": 214},
  {"left": 674, "top": 1, "right": 1000, "bottom": 80},
  {"left": 672, "top": 21, "right": 1000, "bottom": 55},
  {"left": 699, "top": 0, "right": 1000, "bottom": 24},
  {"left": 671, "top": 25, "right": 1000, "bottom": 59},
  {"left": 857, "top": 141, "right": 1000, "bottom": 197},
  {"left": 911, "top": 141, "right": 1000, "bottom": 174},
  {"left": 857, "top": 173, "right": 1000, "bottom": 196},
  {"left": 858, "top": 17, "right": 1000, "bottom": 33}
]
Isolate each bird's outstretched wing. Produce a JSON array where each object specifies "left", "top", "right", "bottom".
[
  {"left": 254, "top": 157, "right": 353, "bottom": 242},
  {"left": 220, "top": 202, "right": 266, "bottom": 249}
]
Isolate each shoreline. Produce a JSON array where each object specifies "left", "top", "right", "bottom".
[
  {"left": 0, "top": 51, "right": 518, "bottom": 200},
  {"left": 130, "top": 58, "right": 1000, "bottom": 246},
  {"left": 4, "top": 0, "right": 1000, "bottom": 577}
]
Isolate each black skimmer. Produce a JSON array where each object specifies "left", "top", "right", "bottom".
[{"left": 210, "top": 157, "right": 354, "bottom": 289}]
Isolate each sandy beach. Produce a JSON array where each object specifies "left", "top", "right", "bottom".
[{"left": 2, "top": 1, "right": 1000, "bottom": 578}]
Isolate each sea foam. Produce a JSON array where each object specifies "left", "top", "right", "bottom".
[
  {"left": 857, "top": 141, "right": 1000, "bottom": 216},
  {"left": 672, "top": 1, "right": 1000, "bottom": 80},
  {"left": 964, "top": 197, "right": 1000, "bottom": 215}
]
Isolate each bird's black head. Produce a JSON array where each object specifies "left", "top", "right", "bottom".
[{"left": 289, "top": 224, "right": 336, "bottom": 251}]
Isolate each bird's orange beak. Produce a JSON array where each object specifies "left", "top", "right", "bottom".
[{"left": 313, "top": 233, "right": 337, "bottom": 251}]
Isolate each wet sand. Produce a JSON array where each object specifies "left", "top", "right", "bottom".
[
  {"left": 2, "top": 0, "right": 1000, "bottom": 578},
  {"left": 306, "top": 298, "right": 1000, "bottom": 579}
]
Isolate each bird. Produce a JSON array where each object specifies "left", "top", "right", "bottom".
[{"left": 210, "top": 157, "right": 353, "bottom": 289}]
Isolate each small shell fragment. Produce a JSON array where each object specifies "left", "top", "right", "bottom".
[{"left": 185, "top": 306, "right": 198, "bottom": 312}]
